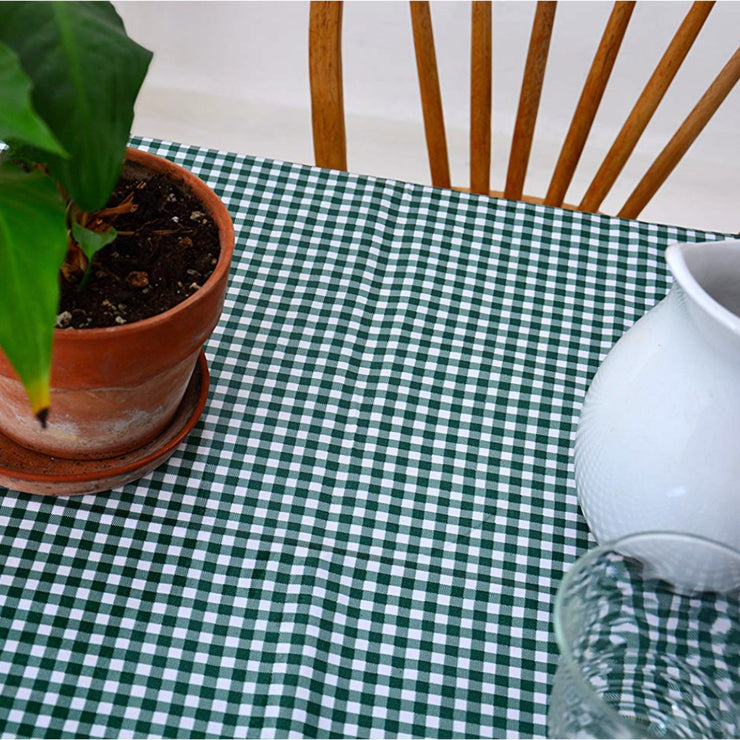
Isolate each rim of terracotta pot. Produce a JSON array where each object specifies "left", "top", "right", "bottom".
[{"left": 52, "top": 147, "right": 235, "bottom": 344}]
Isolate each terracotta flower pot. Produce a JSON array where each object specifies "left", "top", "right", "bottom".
[{"left": 0, "top": 148, "right": 234, "bottom": 461}]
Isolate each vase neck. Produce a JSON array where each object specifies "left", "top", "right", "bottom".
[{"left": 666, "top": 240, "right": 740, "bottom": 355}]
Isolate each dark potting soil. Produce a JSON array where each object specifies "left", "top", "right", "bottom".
[{"left": 57, "top": 171, "right": 220, "bottom": 329}]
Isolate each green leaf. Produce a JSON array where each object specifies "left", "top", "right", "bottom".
[
  {"left": 0, "top": 162, "right": 68, "bottom": 417},
  {"left": 72, "top": 220, "right": 117, "bottom": 263},
  {"left": 0, "top": 2, "right": 152, "bottom": 211},
  {"left": 72, "top": 220, "right": 117, "bottom": 290},
  {"left": 0, "top": 41, "right": 67, "bottom": 157}
]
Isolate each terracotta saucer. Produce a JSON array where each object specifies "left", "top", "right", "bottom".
[{"left": 0, "top": 352, "right": 210, "bottom": 497}]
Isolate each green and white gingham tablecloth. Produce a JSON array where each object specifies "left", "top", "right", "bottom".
[{"left": 0, "top": 138, "right": 729, "bottom": 739}]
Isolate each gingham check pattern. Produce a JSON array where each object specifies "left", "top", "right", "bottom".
[{"left": 0, "top": 138, "right": 730, "bottom": 739}]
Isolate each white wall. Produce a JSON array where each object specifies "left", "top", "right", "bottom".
[{"left": 116, "top": 1, "right": 740, "bottom": 233}]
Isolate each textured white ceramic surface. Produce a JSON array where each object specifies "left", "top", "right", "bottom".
[{"left": 575, "top": 240, "right": 740, "bottom": 553}]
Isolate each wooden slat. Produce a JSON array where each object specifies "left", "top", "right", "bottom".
[
  {"left": 544, "top": 2, "right": 634, "bottom": 207},
  {"left": 309, "top": 1, "right": 347, "bottom": 171},
  {"left": 580, "top": 1, "right": 714, "bottom": 213},
  {"left": 410, "top": 1, "right": 451, "bottom": 189},
  {"left": 470, "top": 1, "right": 492, "bottom": 195},
  {"left": 619, "top": 45, "right": 740, "bottom": 219},
  {"left": 504, "top": 1, "right": 557, "bottom": 201}
]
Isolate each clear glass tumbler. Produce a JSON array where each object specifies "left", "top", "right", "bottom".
[{"left": 548, "top": 532, "right": 740, "bottom": 738}]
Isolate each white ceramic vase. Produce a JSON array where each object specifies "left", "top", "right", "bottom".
[{"left": 575, "top": 239, "right": 740, "bottom": 554}]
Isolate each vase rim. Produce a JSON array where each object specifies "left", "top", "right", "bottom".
[{"left": 666, "top": 239, "right": 740, "bottom": 338}]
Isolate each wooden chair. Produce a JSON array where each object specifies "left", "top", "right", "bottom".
[{"left": 309, "top": 1, "right": 739, "bottom": 219}]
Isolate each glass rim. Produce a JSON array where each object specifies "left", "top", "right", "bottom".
[{"left": 552, "top": 530, "right": 740, "bottom": 734}]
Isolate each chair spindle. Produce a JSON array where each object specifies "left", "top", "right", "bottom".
[
  {"left": 309, "top": 0, "right": 734, "bottom": 222},
  {"left": 470, "top": 1, "right": 493, "bottom": 195},
  {"left": 619, "top": 44, "right": 740, "bottom": 219},
  {"left": 309, "top": 1, "right": 347, "bottom": 171},
  {"left": 505, "top": 1, "right": 557, "bottom": 201},
  {"left": 544, "top": 1, "right": 635, "bottom": 207},
  {"left": 580, "top": 1, "right": 715, "bottom": 213},
  {"left": 410, "top": 1, "right": 452, "bottom": 189}
]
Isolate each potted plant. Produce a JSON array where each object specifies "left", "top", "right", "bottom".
[{"left": 0, "top": 2, "right": 235, "bottom": 495}]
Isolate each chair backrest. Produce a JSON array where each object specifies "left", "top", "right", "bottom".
[{"left": 309, "top": 1, "right": 739, "bottom": 219}]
